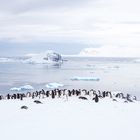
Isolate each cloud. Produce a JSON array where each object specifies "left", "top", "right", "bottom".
[
  {"left": 0, "top": 0, "right": 140, "bottom": 57},
  {"left": 0, "top": 0, "right": 94, "bottom": 14}
]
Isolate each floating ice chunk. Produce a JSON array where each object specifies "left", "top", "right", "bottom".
[
  {"left": 71, "top": 76, "right": 100, "bottom": 81},
  {"left": 10, "top": 85, "right": 34, "bottom": 91},
  {"left": 20, "top": 85, "right": 34, "bottom": 90},
  {"left": 46, "top": 83, "right": 64, "bottom": 89},
  {"left": 10, "top": 87, "right": 21, "bottom": 91}
]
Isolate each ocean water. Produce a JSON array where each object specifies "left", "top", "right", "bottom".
[{"left": 0, "top": 57, "right": 140, "bottom": 98}]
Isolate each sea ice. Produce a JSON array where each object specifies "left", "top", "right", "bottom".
[
  {"left": 10, "top": 87, "right": 21, "bottom": 91},
  {"left": 10, "top": 85, "right": 34, "bottom": 91},
  {"left": 20, "top": 85, "right": 34, "bottom": 90},
  {"left": 71, "top": 76, "right": 100, "bottom": 81},
  {"left": 45, "top": 82, "right": 64, "bottom": 89}
]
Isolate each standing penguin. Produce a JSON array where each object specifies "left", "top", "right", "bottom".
[
  {"left": 95, "top": 94, "right": 99, "bottom": 103},
  {"left": 51, "top": 90, "right": 55, "bottom": 99},
  {"left": 7, "top": 94, "right": 10, "bottom": 100},
  {"left": 102, "top": 91, "right": 106, "bottom": 98}
]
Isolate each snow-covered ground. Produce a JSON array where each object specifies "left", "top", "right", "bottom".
[{"left": 0, "top": 97, "right": 140, "bottom": 140}]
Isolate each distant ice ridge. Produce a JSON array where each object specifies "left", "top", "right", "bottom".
[
  {"left": 134, "top": 59, "right": 140, "bottom": 63},
  {"left": 0, "top": 57, "right": 18, "bottom": 63},
  {"left": 10, "top": 85, "right": 34, "bottom": 91},
  {"left": 71, "top": 76, "right": 100, "bottom": 81},
  {"left": 0, "top": 50, "right": 63, "bottom": 64},
  {"left": 79, "top": 47, "right": 140, "bottom": 57},
  {"left": 25, "top": 50, "right": 63, "bottom": 64},
  {"left": 45, "top": 83, "right": 64, "bottom": 89}
]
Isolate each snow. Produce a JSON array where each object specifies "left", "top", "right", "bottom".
[
  {"left": 0, "top": 97, "right": 140, "bottom": 140},
  {"left": 10, "top": 85, "right": 34, "bottom": 91},
  {"left": 71, "top": 76, "right": 100, "bottom": 81},
  {"left": 45, "top": 83, "right": 64, "bottom": 89}
]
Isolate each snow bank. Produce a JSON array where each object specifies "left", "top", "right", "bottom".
[
  {"left": 0, "top": 98, "right": 140, "bottom": 140},
  {"left": 71, "top": 76, "right": 100, "bottom": 81},
  {"left": 10, "top": 85, "right": 34, "bottom": 91},
  {"left": 45, "top": 82, "right": 64, "bottom": 89}
]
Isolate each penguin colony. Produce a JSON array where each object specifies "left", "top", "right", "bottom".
[{"left": 0, "top": 89, "right": 137, "bottom": 104}]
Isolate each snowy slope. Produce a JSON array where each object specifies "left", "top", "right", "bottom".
[{"left": 0, "top": 97, "right": 140, "bottom": 140}]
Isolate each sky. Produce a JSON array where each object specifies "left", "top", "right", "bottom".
[{"left": 0, "top": 0, "right": 140, "bottom": 56}]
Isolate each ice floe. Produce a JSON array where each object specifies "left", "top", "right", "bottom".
[
  {"left": 71, "top": 76, "right": 100, "bottom": 81},
  {"left": 10, "top": 85, "right": 34, "bottom": 91},
  {"left": 45, "top": 82, "right": 64, "bottom": 89}
]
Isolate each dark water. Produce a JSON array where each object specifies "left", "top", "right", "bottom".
[{"left": 0, "top": 57, "right": 140, "bottom": 98}]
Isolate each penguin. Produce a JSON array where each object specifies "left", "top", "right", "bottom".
[
  {"left": 17, "top": 93, "right": 20, "bottom": 99},
  {"left": 46, "top": 91, "right": 50, "bottom": 97},
  {"left": 21, "top": 106, "right": 28, "bottom": 109},
  {"left": 94, "top": 94, "right": 99, "bottom": 103},
  {"left": 102, "top": 91, "right": 106, "bottom": 98},
  {"left": 79, "top": 96, "right": 88, "bottom": 100},
  {"left": 51, "top": 90, "right": 55, "bottom": 99},
  {"left": 7, "top": 94, "right": 10, "bottom": 100},
  {"left": 34, "top": 100, "right": 43, "bottom": 104}
]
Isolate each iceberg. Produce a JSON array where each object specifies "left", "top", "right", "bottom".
[
  {"left": 0, "top": 51, "right": 63, "bottom": 64},
  {"left": 71, "top": 76, "right": 100, "bottom": 81},
  {"left": 25, "top": 50, "right": 63, "bottom": 64},
  {"left": 10, "top": 85, "right": 34, "bottom": 91},
  {"left": 10, "top": 87, "right": 21, "bottom": 91},
  {"left": 20, "top": 85, "right": 34, "bottom": 90},
  {"left": 45, "top": 83, "right": 64, "bottom": 89}
]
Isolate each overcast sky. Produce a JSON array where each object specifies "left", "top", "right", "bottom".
[{"left": 0, "top": 0, "right": 140, "bottom": 56}]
